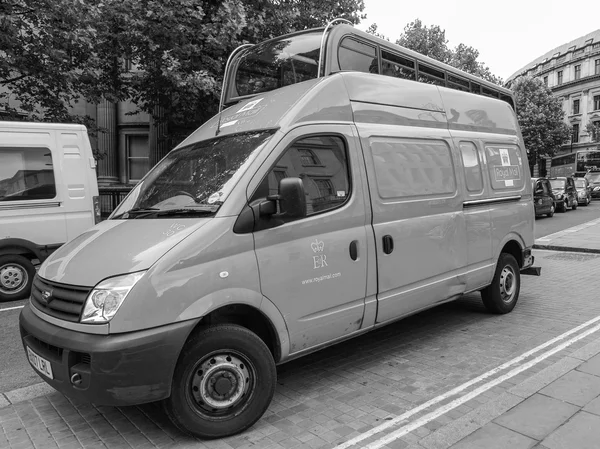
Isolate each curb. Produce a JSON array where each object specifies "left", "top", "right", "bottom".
[
  {"left": 0, "top": 382, "right": 56, "bottom": 409},
  {"left": 533, "top": 244, "right": 600, "bottom": 254}
]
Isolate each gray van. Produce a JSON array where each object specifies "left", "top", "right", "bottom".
[{"left": 20, "top": 72, "right": 538, "bottom": 438}]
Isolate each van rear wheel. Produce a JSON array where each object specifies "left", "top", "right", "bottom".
[
  {"left": 0, "top": 255, "right": 35, "bottom": 302},
  {"left": 163, "top": 324, "right": 276, "bottom": 439},
  {"left": 481, "top": 253, "right": 520, "bottom": 314}
]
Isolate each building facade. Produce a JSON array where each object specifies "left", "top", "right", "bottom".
[{"left": 506, "top": 29, "right": 600, "bottom": 176}]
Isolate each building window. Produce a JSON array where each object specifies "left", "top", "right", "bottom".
[
  {"left": 557, "top": 71, "right": 563, "bottom": 85},
  {"left": 313, "top": 178, "right": 335, "bottom": 199},
  {"left": 126, "top": 134, "right": 150, "bottom": 182},
  {"left": 596, "top": 59, "right": 600, "bottom": 75},
  {"left": 572, "top": 99, "right": 580, "bottom": 115},
  {"left": 298, "top": 148, "right": 320, "bottom": 166},
  {"left": 543, "top": 76, "right": 548, "bottom": 86},
  {"left": 574, "top": 65, "right": 581, "bottom": 80},
  {"left": 594, "top": 95, "right": 600, "bottom": 111},
  {"left": 572, "top": 124, "right": 580, "bottom": 143}
]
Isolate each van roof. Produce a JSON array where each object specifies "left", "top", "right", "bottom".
[
  {"left": 179, "top": 72, "right": 520, "bottom": 148},
  {"left": 0, "top": 121, "right": 87, "bottom": 131}
]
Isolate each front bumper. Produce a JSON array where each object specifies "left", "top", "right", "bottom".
[{"left": 19, "top": 304, "right": 197, "bottom": 406}]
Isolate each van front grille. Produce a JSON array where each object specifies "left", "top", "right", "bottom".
[{"left": 31, "top": 276, "right": 91, "bottom": 322}]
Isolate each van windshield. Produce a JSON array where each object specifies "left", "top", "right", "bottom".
[{"left": 111, "top": 130, "right": 276, "bottom": 219}]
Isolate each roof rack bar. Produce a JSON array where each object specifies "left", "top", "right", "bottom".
[
  {"left": 318, "top": 18, "right": 353, "bottom": 78},
  {"left": 219, "top": 43, "right": 254, "bottom": 112}
]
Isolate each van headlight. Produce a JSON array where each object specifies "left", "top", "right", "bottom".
[{"left": 81, "top": 271, "right": 145, "bottom": 323}]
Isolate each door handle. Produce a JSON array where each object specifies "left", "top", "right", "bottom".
[
  {"left": 349, "top": 240, "right": 358, "bottom": 261},
  {"left": 382, "top": 235, "right": 394, "bottom": 254}
]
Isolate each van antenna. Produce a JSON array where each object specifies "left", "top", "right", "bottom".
[{"left": 216, "top": 43, "right": 254, "bottom": 137}]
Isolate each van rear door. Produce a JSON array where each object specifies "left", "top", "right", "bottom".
[{"left": 58, "top": 129, "right": 98, "bottom": 239}]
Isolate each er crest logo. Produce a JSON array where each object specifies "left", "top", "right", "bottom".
[{"left": 311, "top": 239, "right": 328, "bottom": 269}]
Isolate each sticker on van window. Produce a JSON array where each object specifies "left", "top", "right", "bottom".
[
  {"left": 494, "top": 165, "right": 520, "bottom": 182},
  {"left": 500, "top": 148, "right": 511, "bottom": 166},
  {"left": 336, "top": 191, "right": 346, "bottom": 198},
  {"left": 207, "top": 192, "right": 223, "bottom": 204}
]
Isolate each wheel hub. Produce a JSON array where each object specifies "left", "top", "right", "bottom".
[
  {"left": 0, "top": 264, "right": 27, "bottom": 293},
  {"left": 190, "top": 353, "right": 253, "bottom": 414},
  {"left": 499, "top": 266, "right": 516, "bottom": 303}
]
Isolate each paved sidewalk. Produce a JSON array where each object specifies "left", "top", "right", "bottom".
[
  {"left": 534, "top": 217, "right": 600, "bottom": 253},
  {"left": 428, "top": 335, "right": 600, "bottom": 449}
]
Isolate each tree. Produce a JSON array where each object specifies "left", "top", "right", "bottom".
[
  {"left": 396, "top": 19, "right": 451, "bottom": 64},
  {"left": 395, "top": 19, "right": 502, "bottom": 85},
  {"left": 511, "top": 76, "right": 571, "bottom": 170},
  {"left": 365, "top": 23, "right": 389, "bottom": 41},
  {"left": 586, "top": 121, "right": 600, "bottom": 142},
  {"left": 0, "top": 0, "right": 101, "bottom": 124}
]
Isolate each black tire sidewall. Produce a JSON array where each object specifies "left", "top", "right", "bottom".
[
  {"left": 0, "top": 255, "right": 35, "bottom": 302},
  {"left": 482, "top": 253, "right": 520, "bottom": 314},
  {"left": 165, "top": 324, "right": 276, "bottom": 439}
]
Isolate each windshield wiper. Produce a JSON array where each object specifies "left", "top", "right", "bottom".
[
  {"left": 112, "top": 207, "right": 160, "bottom": 219},
  {"left": 154, "top": 205, "right": 219, "bottom": 217}
]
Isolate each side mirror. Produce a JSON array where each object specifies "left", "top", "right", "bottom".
[{"left": 277, "top": 177, "right": 307, "bottom": 219}]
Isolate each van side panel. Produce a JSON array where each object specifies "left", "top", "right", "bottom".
[
  {"left": 0, "top": 129, "right": 67, "bottom": 252},
  {"left": 57, "top": 131, "right": 97, "bottom": 240},
  {"left": 354, "top": 107, "right": 468, "bottom": 323}
]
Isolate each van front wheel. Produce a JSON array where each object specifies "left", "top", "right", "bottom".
[
  {"left": 163, "top": 324, "right": 276, "bottom": 439},
  {"left": 0, "top": 255, "right": 35, "bottom": 302},
  {"left": 481, "top": 253, "right": 520, "bottom": 314}
]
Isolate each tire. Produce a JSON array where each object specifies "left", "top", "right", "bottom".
[
  {"left": 572, "top": 200, "right": 578, "bottom": 210},
  {"left": 561, "top": 200, "right": 568, "bottom": 212},
  {"left": 0, "top": 255, "right": 36, "bottom": 302},
  {"left": 163, "top": 324, "right": 276, "bottom": 439},
  {"left": 547, "top": 204, "right": 555, "bottom": 217},
  {"left": 481, "top": 253, "right": 521, "bottom": 314}
]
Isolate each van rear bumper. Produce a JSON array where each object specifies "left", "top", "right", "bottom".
[
  {"left": 19, "top": 304, "right": 197, "bottom": 406},
  {"left": 521, "top": 248, "right": 541, "bottom": 276}
]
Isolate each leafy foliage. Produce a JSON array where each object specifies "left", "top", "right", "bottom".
[
  {"left": 586, "top": 121, "right": 600, "bottom": 142},
  {"left": 367, "top": 19, "right": 503, "bottom": 85},
  {"left": 511, "top": 76, "right": 571, "bottom": 164},
  {"left": 0, "top": 0, "right": 100, "bottom": 123},
  {"left": 1, "top": 0, "right": 366, "bottom": 134}
]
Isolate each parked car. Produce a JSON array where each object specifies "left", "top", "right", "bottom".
[
  {"left": 532, "top": 177, "right": 555, "bottom": 217},
  {"left": 549, "top": 176, "right": 578, "bottom": 212},
  {"left": 574, "top": 177, "right": 591, "bottom": 206},
  {"left": 0, "top": 122, "right": 100, "bottom": 302},
  {"left": 585, "top": 170, "right": 600, "bottom": 199}
]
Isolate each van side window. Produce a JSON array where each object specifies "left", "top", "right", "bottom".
[
  {"left": 459, "top": 142, "right": 483, "bottom": 192},
  {"left": 252, "top": 135, "right": 350, "bottom": 219},
  {"left": 381, "top": 50, "right": 416, "bottom": 80},
  {"left": 369, "top": 137, "right": 456, "bottom": 198},
  {"left": 338, "top": 37, "right": 378, "bottom": 74},
  {"left": 485, "top": 145, "right": 525, "bottom": 190},
  {"left": 0, "top": 147, "right": 56, "bottom": 201}
]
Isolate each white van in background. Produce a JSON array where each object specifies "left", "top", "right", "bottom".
[{"left": 0, "top": 122, "right": 100, "bottom": 301}]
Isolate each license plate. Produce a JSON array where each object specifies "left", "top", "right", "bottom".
[{"left": 26, "top": 346, "right": 54, "bottom": 379}]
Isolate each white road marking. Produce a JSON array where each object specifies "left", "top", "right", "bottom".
[
  {"left": 0, "top": 305, "right": 24, "bottom": 312},
  {"left": 364, "top": 319, "right": 600, "bottom": 449},
  {"left": 337, "top": 313, "right": 600, "bottom": 449}
]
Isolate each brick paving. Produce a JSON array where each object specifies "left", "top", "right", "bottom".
[{"left": 3, "top": 249, "right": 600, "bottom": 448}]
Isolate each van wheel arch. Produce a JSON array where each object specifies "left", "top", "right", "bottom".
[
  {"left": 184, "top": 304, "right": 281, "bottom": 363},
  {"left": 0, "top": 239, "right": 42, "bottom": 263},
  {"left": 498, "top": 240, "right": 523, "bottom": 268}
]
